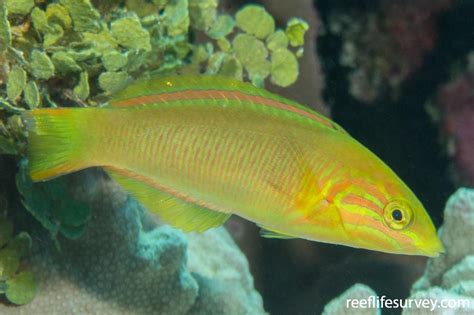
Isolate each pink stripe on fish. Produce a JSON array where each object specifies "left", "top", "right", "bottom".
[{"left": 110, "top": 90, "right": 335, "bottom": 129}]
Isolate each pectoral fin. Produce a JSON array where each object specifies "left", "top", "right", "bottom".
[
  {"left": 106, "top": 168, "right": 231, "bottom": 232},
  {"left": 259, "top": 225, "right": 296, "bottom": 239}
]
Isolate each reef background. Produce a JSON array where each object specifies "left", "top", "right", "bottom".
[{"left": 0, "top": 0, "right": 473, "bottom": 314}]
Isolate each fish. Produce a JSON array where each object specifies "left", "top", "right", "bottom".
[{"left": 22, "top": 75, "right": 444, "bottom": 257}]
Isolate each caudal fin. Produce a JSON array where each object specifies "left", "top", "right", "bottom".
[{"left": 23, "top": 108, "right": 91, "bottom": 181}]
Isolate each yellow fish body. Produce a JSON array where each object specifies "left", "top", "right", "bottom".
[{"left": 24, "top": 75, "right": 443, "bottom": 256}]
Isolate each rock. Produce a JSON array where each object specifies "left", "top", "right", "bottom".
[
  {"left": 187, "top": 229, "right": 264, "bottom": 314},
  {"left": 414, "top": 188, "right": 474, "bottom": 288},
  {"left": 405, "top": 188, "right": 474, "bottom": 314},
  {"left": 441, "top": 256, "right": 474, "bottom": 290},
  {"left": 403, "top": 288, "right": 474, "bottom": 315},
  {"left": 322, "top": 283, "right": 380, "bottom": 315}
]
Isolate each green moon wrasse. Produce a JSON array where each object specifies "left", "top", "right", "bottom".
[{"left": 23, "top": 75, "right": 444, "bottom": 257}]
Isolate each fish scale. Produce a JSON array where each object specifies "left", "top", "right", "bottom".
[{"left": 100, "top": 105, "right": 305, "bottom": 222}]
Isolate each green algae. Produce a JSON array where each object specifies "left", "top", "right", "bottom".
[
  {"left": 5, "top": 270, "right": 37, "bottom": 305},
  {"left": 6, "top": 232, "right": 32, "bottom": 258},
  {"left": 0, "top": 215, "right": 36, "bottom": 305},
  {"left": 286, "top": 17, "right": 309, "bottom": 47},
  {"left": 45, "top": 4, "right": 72, "bottom": 31},
  {"left": 1, "top": 0, "right": 308, "bottom": 117},
  {"left": 5, "top": 0, "right": 34, "bottom": 16},
  {"left": 207, "top": 14, "right": 234, "bottom": 40},
  {"left": 188, "top": 0, "right": 218, "bottom": 31},
  {"left": 0, "top": 248, "right": 19, "bottom": 278},
  {"left": 99, "top": 71, "right": 131, "bottom": 95},
  {"left": 73, "top": 72, "right": 90, "bottom": 101},
  {"left": 102, "top": 51, "right": 128, "bottom": 72},
  {"left": 126, "top": 0, "right": 167, "bottom": 18},
  {"left": 52, "top": 52, "right": 82, "bottom": 75},
  {"left": 233, "top": 34, "right": 270, "bottom": 85},
  {"left": 0, "top": 135, "right": 17, "bottom": 155},
  {"left": 111, "top": 16, "right": 151, "bottom": 51},
  {"left": 217, "top": 37, "right": 231, "bottom": 52},
  {"left": 218, "top": 55, "right": 243, "bottom": 80},
  {"left": 236, "top": 5, "right": 275, "bottom": 40},
  {"left": 164, "top": 0, "right": 190, "bottom": 36},
  {"left": 0, "top": 1, "right": 10, "bottom": 51},
  {"left": 16, "top": 160, "right": 92, "bottom": 240},
  {"left": 30, "top": 7, "right": 48, "bottom": 33},
  {"left": 201, "top": 4, "right": 305, "bottom": 86},
  {"left": 6, "top": 65, "right": 26, "bottom": 102},
  {"left": 24, "top": 81, "right": 40, "bottom": 109},
  {"left": 271, "top": 48, "right": 299, "bottom": 87},
  {"left": 59, "top": 0, "right": 101, "bottom": 33},
  {"left": 30, "top": 50, "right": 55, "bottom": 80},
  {"left": 267, "top": 30, "right": 289, "bottom": 51}
]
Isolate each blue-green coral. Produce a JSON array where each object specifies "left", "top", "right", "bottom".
[{"left": 0, "top": 169, "right": 265, "bottom": 314}]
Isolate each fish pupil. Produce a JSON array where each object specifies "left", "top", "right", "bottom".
[{"left": 392, "top": 209, "right": 403, "bottom": 221}]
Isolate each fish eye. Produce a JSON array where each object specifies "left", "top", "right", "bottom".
[
  {"left": 391, "top": 209, "right": 403, "bottom": 221},
  {"left": 383, "top": 200, "right": 413, "bottom": 230}
]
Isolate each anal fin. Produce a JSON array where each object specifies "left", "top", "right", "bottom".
[{"left": 106, "top": 168, "right": 231, "bottom": 233}]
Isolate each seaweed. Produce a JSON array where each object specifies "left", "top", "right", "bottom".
[
  {"left": 16, "top": 160, "right": 92, "bottom": 241},
  {"left": 0, "top": 200, "right": 36, "bottom": 305},
  {"left": 0, "top": 0, "right": 307, "bottom": 118}
]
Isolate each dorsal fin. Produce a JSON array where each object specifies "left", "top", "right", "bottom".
[
  {"left": 110, "top": 75, "right": 270, "bottom": 104},
  {"left": 108, "top": 75, "right": 347, "bottom": 134}
]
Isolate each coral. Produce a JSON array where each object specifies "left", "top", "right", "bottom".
[
  {"left": 404, "top": 288, "right": 474, "bottom": 315},
  {"left": 436, "top": 52, "right": 474, "bottom": 186},
  {"left": 187, "top": 230, "right": 264, "bottom": 314},
  {"left": 410, "top": 188, "right": 474, "bottom": 290},
  {"left": 403, "top": 193, "right": 474, "bottom": 314},
  {"left": 327, "top": 0, "right": 453, "bottom": 103},
  {"left": 0, "top": 169, "right": 265, "bottom": 314},
  {"left": 322, "top": 283, "right": 379, "bottom": 315}
]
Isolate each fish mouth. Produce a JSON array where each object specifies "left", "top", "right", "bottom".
[{"left": 418, "top": 238, "right": 445, "bottom": 257}]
